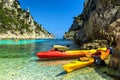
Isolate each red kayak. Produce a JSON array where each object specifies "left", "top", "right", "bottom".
[{"left": 36, "top": 49, "right": 98, "bottom": 58}]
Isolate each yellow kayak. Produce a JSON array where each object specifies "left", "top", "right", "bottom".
[
  {"left": 63, "top": 49, "right": 110, "bottom": 72},
  {"left": 97, "top": 47, "right": 107, "bottom": 51},
  {"left": 63, "top": 58, "right": 94, "bottom": 72},
  {"left": 64, "top": 47, "right": 107, "bottom": 57},
  {"left": 52, "top": 45, "right": 69, "bottom": 51}
]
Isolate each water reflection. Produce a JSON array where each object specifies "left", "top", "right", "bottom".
[
  {"left": 0, "top": 44, "right": 35, "bottom": 58},
  {"left": 0, "top": 39, "right": 80, "bottom": 58},
  {"left": 0, "top": 39, "right": 46, "bottom": 45}
]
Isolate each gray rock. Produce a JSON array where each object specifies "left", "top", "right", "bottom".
[{"left": 64, "top": 0, "right": 120, "bottom": 72}]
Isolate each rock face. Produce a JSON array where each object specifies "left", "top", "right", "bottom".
[
  {"left": 0, "top": 0, "right": 54, "bottom": 39},
  {"left": 108, "top": 20, "right": 120, "bottom": 72},
  {"left": 64, "top": 0, "right": 120, "bottom": 44},
  {"left": 64, "top": 0, "right": 120, "bottom": 71}
]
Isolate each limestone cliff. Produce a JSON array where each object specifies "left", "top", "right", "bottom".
[
  {"left": 64, "top": 0, "right": 120, "bottom": 72},
  {"left": 64, "top": 0, "right": 120, "bottom": 45},
  {"left": 0, "top": 0, "right": 54, "bottom": 39}
]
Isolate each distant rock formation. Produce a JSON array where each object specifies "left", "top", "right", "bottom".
[
  {"left": 0, "top": 0, "right": 54, "bottom": 39},
  {"left": 64, "top": 0, "right": 120, "bottom": 72}
]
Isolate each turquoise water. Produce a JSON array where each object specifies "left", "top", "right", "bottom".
[
  {"left": 0, "top": 39, "right": 112, "bottom": 80},
  {"left": 0, "top": 39, "right": 80, "bottom": 80},
  {"left": 0, "top": 39, "right": 46, "bottom": 45},
  {"left": 0, "top": 39, "right": 79, "bottom": 58}
]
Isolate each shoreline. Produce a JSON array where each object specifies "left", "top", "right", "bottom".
[
  {"left": 0, "top": 32, "right": 54, "bottom": 40},
  {"left": 0, "top": 37, "right": 75, "bottom": 40},
  {"left": 0, "top": 37, "right": 55, "bottom": 40}
]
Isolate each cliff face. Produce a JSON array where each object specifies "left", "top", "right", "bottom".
[
  {"left": 64, "top": 0, "right": 120, "bottom": 72},
  {"left": 108, "top": 19, "right": 120, "bottom": 71},
  {"left": 0, "top": 0, "right": 54, "bottom": 39},
  {"left": 64, "top": 0, "right": 120, "bottom": 44}
]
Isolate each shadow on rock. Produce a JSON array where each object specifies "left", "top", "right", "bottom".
[{"left": 94, "top": 66, "right": 120, "bottom": 80}]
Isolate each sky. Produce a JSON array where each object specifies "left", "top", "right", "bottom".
[{"left": 18, "top": 0, "right": 85, "bottom": 38}]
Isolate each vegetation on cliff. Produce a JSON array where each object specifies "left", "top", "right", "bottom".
[{"left": 0, "top": 0, "right": 54, "bottom": 39}]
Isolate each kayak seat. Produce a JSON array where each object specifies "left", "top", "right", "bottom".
[{"left": 93, "top": 56, "right": 106, "bottom": 66}]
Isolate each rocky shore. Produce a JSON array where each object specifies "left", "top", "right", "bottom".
[
  {"left": 64, "top": 0, "right": 120, "bottom": 76},
  {"left": 0, "top": 32, "right": 54, "bottom": 39}
]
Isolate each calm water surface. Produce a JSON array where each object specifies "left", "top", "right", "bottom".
[
  {"left": 0, "top": 39, "right": 79, "bottom": 58},
  {"left": 0, "top": 39, "right": 81, "bottom": 80},
  {"left": 0, "top": 39, "right": 112, "bottom": 80}
]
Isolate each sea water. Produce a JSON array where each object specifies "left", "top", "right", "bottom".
[
  {"left": 0, "top": 39, "right": 79, "bottom": 58},
  {"left": 0, "top": 39, "right": 81, "bottom": 80},
  {"left": 0, "top": 39, "right": 113, "bottom": 80}
]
